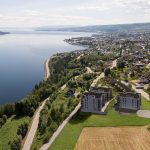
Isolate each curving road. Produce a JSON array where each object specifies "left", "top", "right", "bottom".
[
  {"left": 40, "top": 63, "right": 107, "bottom": 150},
  {"left": 111, "top": 59, "right": 117, "bottom": 69},
  {"left": 121, "top": 80, "right": 150, "bottom": 101},
  {"left": 86, "top": 67, "right": 94, "bottom": 74},
  {"left": 22, "top": 98, "right": 48, "bottom": 150},
  {"left": 23, "top": 58, "right": 51, "bottom": 150}
]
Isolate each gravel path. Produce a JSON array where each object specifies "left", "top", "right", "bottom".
[
  {"left": 86, "top": 67, "right": 94, "bottom": 74},
  {"left": 22, "top": 98, "right": 49, "bottom": 150},
  {"left": 23, "top": 57, "right": 51, "bottom": 150},
  {"left": 121, "top": 81, "right": 150, "bottom": 101},
  {"left": 137, "top": 110, "right": 150, "bottom": 118}
]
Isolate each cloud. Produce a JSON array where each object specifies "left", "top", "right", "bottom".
[
  {"left": 0, "top": 0, "right": 150, "bottom": 27},
  {"left": 113, "top": 0, "right": 150, "bottom": 9}
]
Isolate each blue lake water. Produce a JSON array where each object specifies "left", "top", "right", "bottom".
[{"left": 0, "top": 31, "right": 90, "bottom": 104}]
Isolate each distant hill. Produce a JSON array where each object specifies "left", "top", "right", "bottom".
[
  {"left": 35, "top": 25, "right": 80, "bottom": 31},
  {"left": 0, "top": 31, "right": 9, "bottom": 35},
  {"left": 36, "top": 23, "right": 150, "bottom": 33}
]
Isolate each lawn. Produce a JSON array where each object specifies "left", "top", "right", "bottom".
[
  {"left": 141, "top": 97, "right": 150, "bottom": 110},
  {"left": 49, "top": 99, "right": 150, "bottom": 150},
  {"left": 31, "top": 91, "right": 79, "bottom": 150},
  {"left": 0, "top": 116, "right": 30, "bottom": 150}
]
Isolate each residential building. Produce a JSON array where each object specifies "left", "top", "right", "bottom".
[
  {"left": 81, "top": 87, "right": 112, "bottom": 114},
  {"left": 81, "top": 92, "right": 103, "bottom": 114},
  {"left": 137, "top": 76, "right": 149, "bottom": 84},
  {"left": 115, "top": 93, "right": 141, "bottom": 113},
  {"left": 90, "top": 87, "right": 112, "bottom": 103},
  {"left": 65, "top": 88, "right": 75, "bottom": 98}
]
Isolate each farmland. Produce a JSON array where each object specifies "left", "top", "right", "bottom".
[
  {"left": 49, "top": 99, "right": 150, "bottom": 150},
  {"left": 75, "top": 127, "right": 150, "bottom": 150}
]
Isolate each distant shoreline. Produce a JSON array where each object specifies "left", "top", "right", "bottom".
[
  {"left": 44, "top": 58, "right": 50, "bottom": 80},
  {"left": 0, "top": 31, "right": 10, "bottom": 35}
]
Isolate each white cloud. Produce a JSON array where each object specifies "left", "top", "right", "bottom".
[{"left": 0, "top": 0, "right": 150, "bottom": 27}]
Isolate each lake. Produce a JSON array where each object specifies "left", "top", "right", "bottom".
[{"left": 0, "top": 31, "right": 91, "bottom": 104}]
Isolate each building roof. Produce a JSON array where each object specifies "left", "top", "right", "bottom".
[
  {"left": 83, "top": 92, "right": 103, "bottom": 99},
  {"left": 90, "top": 87, "right": 112, "bottom": 92},
  {"left": 117, "top": 92, "right": 141, "bottom": 99}
]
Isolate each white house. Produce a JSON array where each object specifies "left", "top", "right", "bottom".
[
  {"left": 115, "top": 93, "right": 141, "bottom": 113},
  {"left": 90, "top": 87, "right": 112, "bottom": 103},
  {"left": 81, "top": 87, "right": 112, "bottom": 114},
  {"left": 137, "top": 76, "right": 149, "bottom": 84},
  {"left": 81, "top": 92, "right": 103, "bottom": 114}
]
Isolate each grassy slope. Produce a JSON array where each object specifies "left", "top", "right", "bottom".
[
  {"left": 141, "top": 97, "right": 150, "bottom": 110},
  {"left": 0, "top": 116, "right": 30, "bottom": 150},
  {"left": 31, "top": 91, "right": 79, "bottom": 149},
  {"left": 49, "top": 98, "right": 150, "bottom": 150}
]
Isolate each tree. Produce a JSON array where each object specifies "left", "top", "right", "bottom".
[
  {"left": 117, "top": 59, "right": 125, "bottom": 69},
  {"left": 17, "top": 122, "right": 28, "bottom": 138},
  {"left": 2, "top": 115, "right": 7, "bottom": 122},
  {"left": 104, "top": 68, "right": 111, "bottom": 77},
  {"left": 67, "top": 99, "right": 72, "bottom": 108},
  {"left": 83, "top": 74, "right": 92, "bottom": 81},
  {"left": 0, "top": 118, "right": 4, "bottom": 127},
  {"left": 68, "top": 81, "right": 77, "bottom": 88},
  {"left": 10, "top": 136, "right": 22, "bottom": 150},
  {"left": 128, "top": 84, "right": 132, "bottom": 90},
  {"left": 39, "top": 121, "right": 46, "bottom": 135},
  {"left": 50, "top": 122, "right": 58, "bottom": 132},
  {"left": 59, "top": 104, "right": 64, "bottom": 114},
  {"left": 86, "top": 81, "right": 91, "bottom": 91},
  {"left": 47, "top": 116, "right": 52, "bottom": 126}
]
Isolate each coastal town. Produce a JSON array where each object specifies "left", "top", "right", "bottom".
[
  {"left": 1, "top": 28, "right": 150, "bottom": 150},
  {"left": 28, "top": 31, "right": 150, "bottom": 150},
  {"left": 1, "top": 0, "right": 150, "bottom": 149}
]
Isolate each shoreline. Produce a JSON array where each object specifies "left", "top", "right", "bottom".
[{"left": 44, "top": 58, "right": 50, "bottom": 80}]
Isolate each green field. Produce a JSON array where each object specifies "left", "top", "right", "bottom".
[
  {"left": 49, "top": 99, "right": 150, "bottom": 150},
  {"left": 0, "top": 116, "right": 30, "bottom": 150},
  {"left": 141, "top": 97, "right": 150, "bottom": 110}
]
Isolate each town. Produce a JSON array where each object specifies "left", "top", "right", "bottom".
[{"left": 1, "top": 28, "right": 150, "bottom": 150}]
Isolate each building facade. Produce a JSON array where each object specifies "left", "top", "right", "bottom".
[
  {"left": 81, "top": 87, "right": 112, "bottom": 114},
  {"left": 90, "top": 87, "right": 112, "bottom": 103},
  {"left": 115, "top": 93, "right": 141, "bottom": 112}
]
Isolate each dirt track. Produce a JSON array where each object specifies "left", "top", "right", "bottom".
[{"left": 75, "top": 127, "right": 150, "bottom": 150}]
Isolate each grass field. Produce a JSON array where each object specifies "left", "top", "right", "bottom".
[
  {"left": 49, "top": 99, "right": 150, "bottom": 150},
  {"left": 141, "top": 97, "right": 150, "bottom": 110},
  {"left": 75, "top": 127, "right": 150, "bottom": 150},
  {"left": 0, "top": 116, "right": 30, "bottom": 150}
]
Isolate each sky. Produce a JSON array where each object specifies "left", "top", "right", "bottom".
[{"left": 0, "top": 0, "right": 150, "bottom": 27}]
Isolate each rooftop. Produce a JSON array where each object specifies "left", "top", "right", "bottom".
[
  {"left": 117, "top": 92, "right": 141, "bottom": 99},
  {"left": 83, "top": 92, "right": 103, "bottom": 99},
  {"left": 90, "top": 87, "right": 112, "bottom": 92}
]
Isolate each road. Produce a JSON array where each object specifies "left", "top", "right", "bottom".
[
  {"left": 111, "top": 58, "right": 149, "bottom": 100},
  {"left": 86, "top": 67, "right": 94, "bottom": 74},
  {"left": 40, "top": 103, "right": 81, "bottom": 150},
  {"left": 101, "top": 100, "right": 111, "bottom": 112},
  {"left": 91, "top": 73, "right": 104, "bottom": 87},
  {"left": 111, "top": 59, "right": 117, "bottom": 69},
  {"left": 22, "top": 98, "right": 49, "bottom": 150},
  {"left": 40, "top": 65, "right": 106, "bottom": 150},
  {"left": 90, "top": 59, "right": 117, "bottom": 87},
  {"left": 121, "top": 80, "right": 150, "bottom": 101},
  {"left": 23, "top": 57, "right": 51, "bottom": 150},
  {"left": 60, "top": 84, "right": 67, "bottom": 91},
  {"left": 77, "top": 54, "right": 84, "bottom": 60}
]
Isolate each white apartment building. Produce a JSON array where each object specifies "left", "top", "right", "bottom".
[
  {"left": 81, "top": 87, "right": 112, "bottom": 114},
  {"left": 115, "top": 93, "right": 141, "bottom": 112}
]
